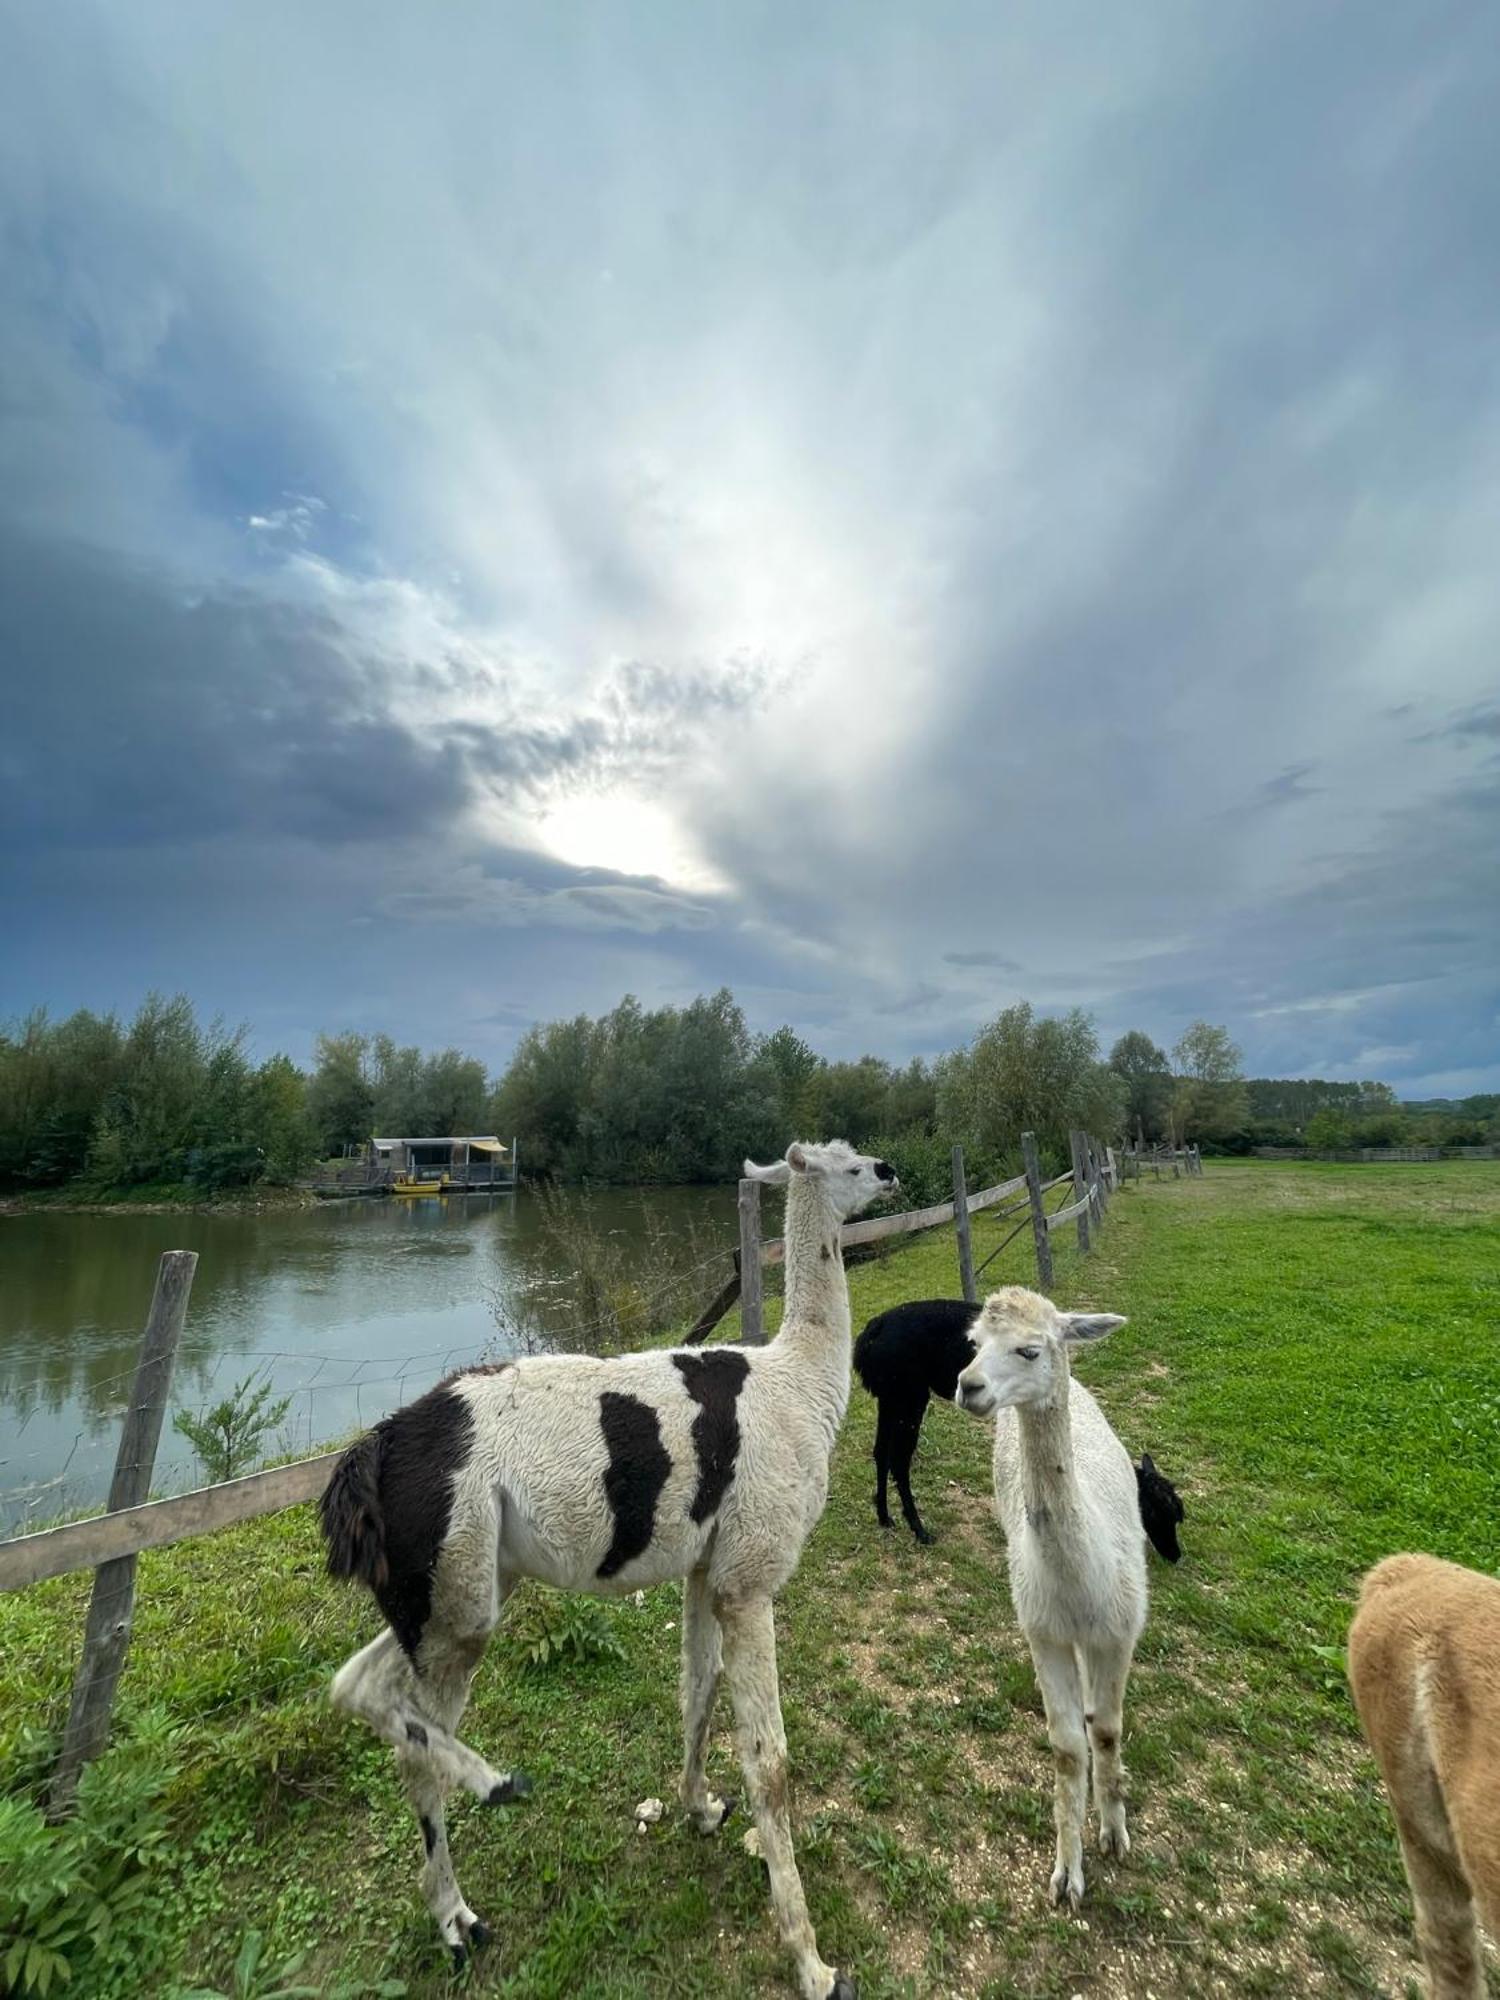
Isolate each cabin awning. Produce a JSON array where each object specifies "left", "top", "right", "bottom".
[{"left": 371, "top": 1136, "right": 508, "bottom": 1154}]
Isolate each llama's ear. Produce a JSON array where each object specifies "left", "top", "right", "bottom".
[
  {"left": 1059, "top": 1311, "right": 1127, "bottom": 1345},
  {"left": 743, "top": 1158, "right": 792, "bottom": 1186},
  {"left": 786, "top": 1142, "right": 809, "bottom": 1174},
  {"left": 1141, "top": 1451, "right": 1156, "bottom": 1475}
]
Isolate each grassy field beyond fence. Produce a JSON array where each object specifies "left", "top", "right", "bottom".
[{"left": 3, "top": 1160, "right": 1498, "bottom": 1998}]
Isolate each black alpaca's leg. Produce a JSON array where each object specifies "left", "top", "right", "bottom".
[
  {"left": 892, "top": 1398, "right": 932, "bottom": 1544},
  {"left": 872, "top": 1400, "right": 895, "bottom": 1529}
]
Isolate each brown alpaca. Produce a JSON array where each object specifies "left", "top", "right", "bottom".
[{"left": 1347, "top": 1553, "right": 1500, "bottom": 2000}]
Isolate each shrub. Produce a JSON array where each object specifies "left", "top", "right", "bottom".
[
  {"left": 0, "top": 1742, "right": 174, "bottom": 1998},
  {"left": 500, "top": 1583, "right": 626, "bottom": 1670},
  {"left": 172, "top": 1373, "right": 293, "bottom": 1484}
]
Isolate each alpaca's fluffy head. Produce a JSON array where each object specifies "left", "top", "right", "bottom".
[
  {"left": 742, "top": 1138, "right": 899, "bottom": 1219},
  {"left": 954, "top": 1285, "right": 1126, "bottom": 1417}
]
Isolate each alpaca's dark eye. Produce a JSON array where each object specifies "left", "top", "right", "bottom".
[
  {"left": 1015, "top": 1346, "right": 1040, "bottom": 1361},
  {"left": 848, "top": 1166, "right": 860, "bottom": 1174}
]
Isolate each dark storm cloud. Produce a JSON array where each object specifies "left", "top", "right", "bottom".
[{"left": 1, "top": 3, "right": 1497, "bottom": 1088}]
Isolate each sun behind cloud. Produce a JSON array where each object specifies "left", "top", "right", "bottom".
[{"left": 536, "top": 791, "right": 725, "bottom": 893}]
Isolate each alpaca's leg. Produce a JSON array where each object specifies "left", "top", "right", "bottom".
[
  {"left": 1082, "top": 1641, "right": 1133, "bottom": 1859},
  {"left": 1393, "top": 1808, "right": 1483, "bottom": 1999},
  {"left": 1387, "top": 1780, "right": 1484, "bottom": 2000},
  {"left": 680, "top": 1567, "right": 732, "bottom": 1832},
  {"left": 872, "top": 1402, "right": 895, "bottom": 1529},
  {"left": 890, "top": 1396, "right": 932, "bottom": 1544},
  {"left": 718, "top": 1594, "right": 854, "bottom": 2000},
  {"left": 1029, "top": 1635, "right": 1088, "bottom": 1910}
]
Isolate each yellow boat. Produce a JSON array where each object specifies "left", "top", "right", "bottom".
[{"left": 392, "top": 1176, "right": 444, "bottom": 1196}]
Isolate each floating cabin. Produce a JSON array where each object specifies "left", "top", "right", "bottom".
[{"left": 371, "top": 1136, "right": 515, "bottom": 1195}]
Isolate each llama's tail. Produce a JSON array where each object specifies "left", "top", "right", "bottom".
[{"left": 319, "top": 1428, "right": 389, "bottom": 1589}]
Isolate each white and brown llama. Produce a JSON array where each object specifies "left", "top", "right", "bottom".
[
  {"left": 320, "top": 1138, "right": 896, "bottom": 1999},
  {"left": 1348, "top": 1552, "right": 1500, "bottom": 2000},
  {"left": 955, "top": 1286, "right": 1145, "bottom": 1910}
]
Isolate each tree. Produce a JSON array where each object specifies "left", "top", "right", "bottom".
[
  {"left": 1305, "top": 1107, "right": 1353, "bottom": 1153},
  {"left": 1170, "top": 1021, "right": 1248, "bottom": 1144},
  {"left": 937, "top": 1003, "right": 1122, "bottom": 1164},
  {"left": 1108, "top": 1031, "right": 1172, "bottom": 1142},
  {"left": 305, "top": 1032, "right": 374, "bottom": 1154},
  {"left": 755, "top": 1026, "right": 822, "bottom": 1140}
]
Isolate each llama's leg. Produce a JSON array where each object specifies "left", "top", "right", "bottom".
[
  {"left": 872, "top": 1402, "right": 895, "bottom": 1529},
  {"left": 404, "top": 1573, "right": 534, "bottom": 1966},
  {"left": 890, "top": 1396, "right": 932, "bottom": 1544},
  {"left": 680, "top": 1567, "right": 733, "bottom": 1833},
  {"left": 718, "top": 1594, "right": 854, "bottom": 2000},
  {"left": 401, "top": 1760, "right": 491, "bottom": 1968},
  {"left": 332, "top": 1625, "right": 522, "bottom": 1802},
  {"left": 1029, "top": 1635, "right": 1089, "bottom": 1910},
  {"left": 1082, "top": 1641, "right": 1133, "bottom": 1860}
]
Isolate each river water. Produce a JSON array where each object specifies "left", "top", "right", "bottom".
[{"left": 0, "top": 1184, "right": 737, "bottom": 1534}]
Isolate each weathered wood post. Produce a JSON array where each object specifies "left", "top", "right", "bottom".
[
  {"left": 737, "top": 1175, "right": 765, "bottom": 1346},
  {"left": 1085, "top": 1136, "right": 1104, "bottom": 1230},
  {"left": 1067, "top": 1130, "right": 1091, "bottom": 1255},
  {"left": 1021, "top": 1131, "right": 1054, "bottom": 1294},
  {"left": 50, "top": 1249, "right": 198, "bottom": 1814},
  {"left": 952, "top": 1144, "right": 977, "bottom": 1305}
]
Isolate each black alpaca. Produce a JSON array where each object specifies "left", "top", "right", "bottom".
[
  {"left": 853, "top": 1299, "right": 977, "bottom": 1544},
  {"left": 853, "top": 1298, "right": 1186, "bottom": 1557}
]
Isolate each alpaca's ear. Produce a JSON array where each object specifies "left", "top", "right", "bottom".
[
  {"left": 1141, "top": 1451, "right": 1156, "bottom": 1475},
  {"left": 1059, "top": 1312, "right": 1127, "bottom": 1345},
  {"left": 743, "top": 1158, "right": 792, "bottom": 1186},
  {"left": 786, "top": 1142, "right": 809, "bottom": 1174}
]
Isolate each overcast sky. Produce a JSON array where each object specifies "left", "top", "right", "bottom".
[{"left": 2, "top": 3, "right": 1497, "bottom": 1095}]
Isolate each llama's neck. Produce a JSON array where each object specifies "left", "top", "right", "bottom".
[
  {"left": 771, "top": 1177, "right": 852, "bottom": 1427},
  {"left": 1014, "top": 1365, "right": 1084, "bottom": 1539}
]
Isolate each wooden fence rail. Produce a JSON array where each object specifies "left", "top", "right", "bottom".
[{"left": 3, "top": 1123, "right": 1182, "bottom": 1799}]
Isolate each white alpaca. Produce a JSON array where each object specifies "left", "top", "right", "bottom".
[
  {"left": 954, "top": 1285, "right": 1145, "bottom": 1909},
  {"left": 320, "top": 1139, "right": 896, "bottom": 2000}
]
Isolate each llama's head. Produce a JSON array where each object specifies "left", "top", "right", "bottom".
[
  {"left": 742, "top": 1139, "right": 899, "bottom": 1219},
  {"left": 954, "top": 1285, "right": 1126, "bottom": 1416}
]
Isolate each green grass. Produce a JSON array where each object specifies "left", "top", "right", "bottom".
[{"left": 3, "top": 1160, "right": 1498, "bottom": 1997}]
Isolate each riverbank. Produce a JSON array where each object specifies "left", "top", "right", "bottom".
[
  {"left": 5, "top": 1161, "right": 1497, "bottom": 1997},
  {"left": 0, "top": 1181, "right": 319, "bottom": 1217}
]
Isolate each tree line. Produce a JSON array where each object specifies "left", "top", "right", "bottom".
[{"left": 0, "top": 990, "right": 1491, "bottom": 1199}]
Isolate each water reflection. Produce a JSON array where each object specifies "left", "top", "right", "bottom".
[{"left": 0, "top": 1185, "right": 737, "bottom": 1529}]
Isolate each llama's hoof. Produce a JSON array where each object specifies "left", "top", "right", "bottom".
[
  {"left": 1098, "top": 1820, "right": 1130, "bottom": 1861},
  {"left": 695, "top": 1792, "right": 736, "bottom": 1833},
  {"left": 1050, "top": 1862, "right": 1084, "bottom": 1911},
  {"left": 829, "top": 1972, "right": 858, "bottom": 2000},
  {"left": 487, "top": 1769, "right": 534, "bottom": 1806},
  {"left": 875, "top": 1512, "right": 894, "bottom": 1531},
  {"left": 912, "top": 1525, "right": 935, "bottom": 1546},
  {"left": 468, "top": 1919, "right": 492, "bottom": 1950}
]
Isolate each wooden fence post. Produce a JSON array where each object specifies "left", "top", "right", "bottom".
[
  {"left": 1068, "top": 1130, "right": 1091, "bottom": 1255},
  {"left": 1086, "top": 1136, "right": 1104, "bottom": 1229},
  {"left": 49, "top": 1249, "right": 198, "bottom": 1814},
  {"left": 737, "top": 1177, "right": 765, "bottom": 1346},
  {"left": 1021, "top": 1132, "right": 1054, "bottom": 1294},
  {"left": 952, "top": 1144, "right": 977, "bottom": 1305}
]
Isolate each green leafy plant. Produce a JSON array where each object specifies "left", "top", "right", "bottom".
[
  {"left": 501, "top": 1584, "right": 626, "bottom": 1669},
  {"left": 0, "top": 1746, "right": 173, "bottom": 1998},
  {"left": 172, "top": 1373, "right": 293, "bottom": 1484},
  {"left": 173, "top": 1927, "right": 406, "bottom": 1999}
]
